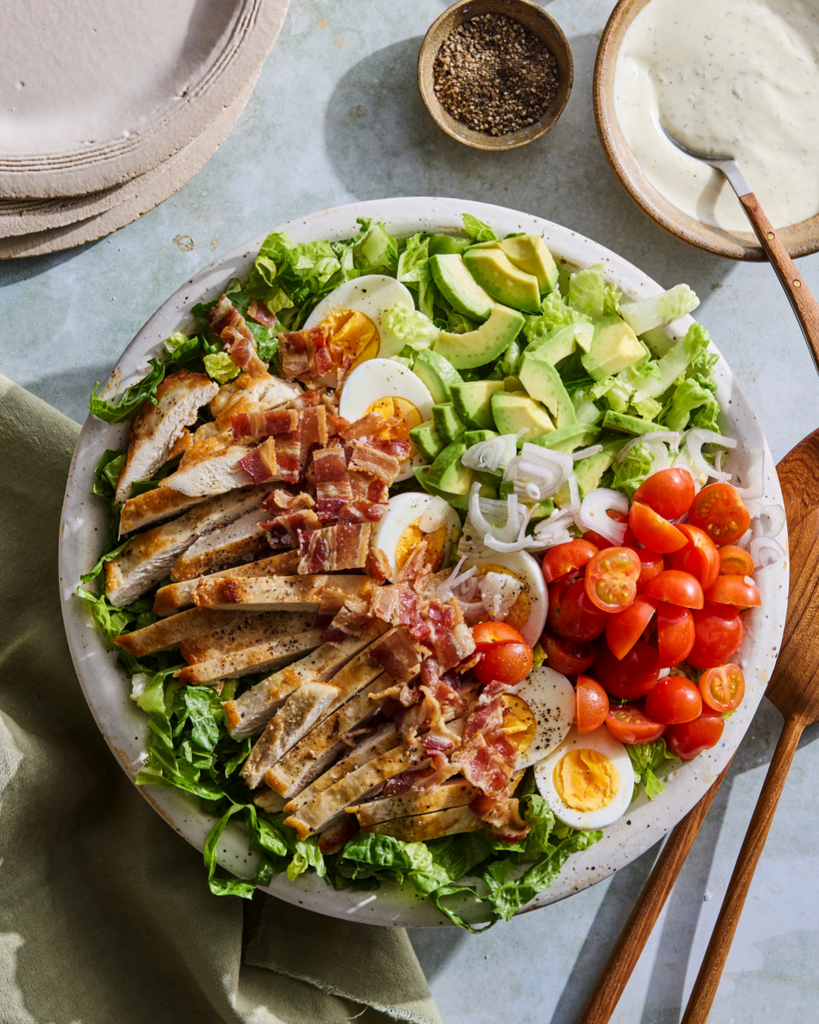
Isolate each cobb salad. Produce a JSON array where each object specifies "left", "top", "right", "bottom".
[{"left": 78, "top": 213, "right": 786, "bottom": 930}]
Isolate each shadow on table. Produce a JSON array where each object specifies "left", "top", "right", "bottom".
[{"left": 322, "top": 32, "right": 733, "bottom": 300}]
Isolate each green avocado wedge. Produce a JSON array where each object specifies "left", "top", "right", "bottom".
[
  {"left": 430, "top": 254, "right": 494, "bottom": 322},
  {"left": 463, "top": 248, "right": 542, "bottom": 313},
  {"left": 434, "top": 305, "right": 525, "bottom": 369}
]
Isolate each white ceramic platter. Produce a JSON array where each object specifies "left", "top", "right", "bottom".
[
  {"left": 0, "top": 0, "right": 288, "bottom": 200},
  {"left": 58, "top": 198, "right": 788, "bottom": 928}
]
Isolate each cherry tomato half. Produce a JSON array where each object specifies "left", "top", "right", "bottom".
[
  {"left": 633, "top": 467, "right": 696, "bottom": 520},
  {"left": 576, "top": 675, "right": 610, "bottom": 734},
  {"left": 606, "top": 703, "right": 667, "bottom": 744},
  {"left": 686, "top": 602, "right": 744, "bottom": 669},
  {"left": 688, "top": 483, "right": 751, "bottom": 546},
  {"left": 585, "top": 547, "right": 642, "bottom": 613},
  {"left": 699, "top": 663, "right": 745, "bottom": 713},
  {"left": 582, "top": 509, "right": 638, "bottom": 550},
  {"left": 644, "top": 569, "right": 704, "bottom": 609},
  {"left": 553, "top": 579, "right": 610, "bottom": 642},
  {"left": 605, "top": 595, "right": 657, "bottom": 660},
  {"left": 541, "top": 539, "right": 599, "bottom": 584},
  {"left": 718, "top": 545, "right": 755, "bottom": 576},
  {"left": 636, "top": 549, "right": 665, "bottom": 592},
  {"left": 629, "top": 502, "right": 688, "bottom": 555},
  {"left": 704, "top": 575, "right": 762, "bottom": 609},
  {"left": 665, "top": 707, "right": 725, "bottom": 760},
  {"left": 540, "top": 628, "right": 599, "bottom": 676},
  {"left": 644, "top": 674, "right": 703, "bottom": 725},
  {"left": 473, "top": 642, "right": 533, "bottom": 687},
  {"left": 594, "top": 640, "right": 661, "bottom": 700},
  {"left": 471, "top": 622, "right": 526, "bottom": 653},
  {"left": 667, "top": 524, "right": 720, "bottom": 590},
  {"left": 655, "top": 603, "right": 696, "bottom": 667}
]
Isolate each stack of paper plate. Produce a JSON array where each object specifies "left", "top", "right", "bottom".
[{"left": 0, "top": 0, "right": 289, "bottom": 258}]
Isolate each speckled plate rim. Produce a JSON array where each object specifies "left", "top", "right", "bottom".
[{"left": 58, "top": 197, "right": 788, "bottom": 928}]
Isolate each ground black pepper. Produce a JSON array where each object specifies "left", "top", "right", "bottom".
[{"left": 433, "top": 12, "right": 559, "bottom": 137}]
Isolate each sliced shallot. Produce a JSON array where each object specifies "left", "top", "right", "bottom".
[{"left": 577, "top": 488, "right": 629, "bottom": 545}]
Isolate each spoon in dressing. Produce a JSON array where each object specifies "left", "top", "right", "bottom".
[{"left": 659, "top": 123, "right": 819, "bottom": 375}]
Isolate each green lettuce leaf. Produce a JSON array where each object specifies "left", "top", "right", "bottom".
[
  {"left": 383, "top": 302, "right": 439, "bottom": 350},
  {"left": 567, "top": 264, "right": 606, "bottom": 321},
  {"left": 620, "top": 284, "right": 700, "bottom": 336},
  {"left": 396, "top": 232, "right": 434, "bottom": 319},
  {"left": 633, "top": 322, "right": 712, "bottom": 404},
  {"left": 609, "top": 442, "right": 653, "bottom": 499},
  {"left": 627, "top": 738, "right": 677, "bottom": 800},
  {"left": 90, "top": 358, "right": 165, "bottom": 423},
  {"left": 203, "top": 351, "right": 242, "bottom": 383},
  {"left": 662, "top": 376, "right": 719, "bottom": 432},
  {"left": 462, "top": 213, "right": 497, "bottom": 242}
]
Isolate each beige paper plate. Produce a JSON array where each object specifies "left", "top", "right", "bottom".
[
  {"left": 0, "top": 0, "right": 288, "bottom": 200},
  {"left": 0, "top": 74, "right": 257, "bottom": 260}
]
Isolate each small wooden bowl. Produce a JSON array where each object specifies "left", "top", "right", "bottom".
[
  {"left": 594, "top": 0, "right": 819, "bottom": 261},
  {"left": 417, "top": 0, "right": 573, "bottom": 153}
]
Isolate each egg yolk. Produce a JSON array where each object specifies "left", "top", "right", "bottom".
[
  {"left": 365, "top": 396, "right": 423, "bottom": 447},
  {"left": 395, "top": 518, "right": 449, "bottom": 572},
  {"left": 501, "top": 694, "right": 537, "bottom": 755},
  {"left": 319, "top": 309, "right": 380, "bottom": 368},
  {"left": 472, "top": 564, "right": 530, "bottom": 632},
  {"left": 553, "top": 749, "right": 619, "bottom": 813}
]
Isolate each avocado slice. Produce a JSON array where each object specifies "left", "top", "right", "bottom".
[
  {"left": 413, "top": 348, "right": 463, "bottom": 404},
  {"left": 409, "top": 420, "right": 446, "bottom": 462},
  {"left": 430, "top": 254, "right": 494, "bottom": 322},
  {"left": 415, "top": 466, "right": 496, "bottom": 510},
  {"left": 601, "top": 410, "right": 665, "bottom": 435},
  {"left": 581, "top": 314, "right": 645, "bottom": 381},
  {"left": 553, "top": 440, "right": 626, "bottom": 505},
  {"left": 464, "top": 428, "right": 498, "bottom": 447},
  {"left": 434, "top": 305, "right": 525, "bottom": 369},
  {"left": 491, "top": 390, "right": 554, "bottom": 444},
  {"left": 424, "top": 440, "right": 473, "bottom": 495},
  {"left": 428, "top": 234, "right": 471, "bottom": 256},
  {"left": 451, "top": 380, "right": 504, "bottom": 431},
  {"left": 528, "top": 324, "right": 577, "bottom": 364},
  {"left": 431, "top": 402, "right": 467, "bottom": 444},
  {"left": 519, "top": 351, "right": 577, "bottom": 428},
  {"left": 498, "top": 235, "right": 559, "bottom": 294},
  {"left": 463, "top": 249, "right": 542, "bottom": 313},
  {"left": 530, "top": 423, "right": 601, "bottom": 453}
]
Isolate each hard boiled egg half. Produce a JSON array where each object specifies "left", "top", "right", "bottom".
[
  {"left": 458, "top": 549, "right": 547, "bottom": 647},
  {"left": 371, "top": 492, "right": 460, "bottom": 581},
  {"left": 303, "top": 275, "right": 418, "bottom": 365},
  {"left": 500, "top": 666, "right": 576, "bottom": 769},
  {"left": 339, "top": 358, "right": 434, "bottom": 480},
  {"left": 534, "top": 726, "right": 634, "bottom": 830}
]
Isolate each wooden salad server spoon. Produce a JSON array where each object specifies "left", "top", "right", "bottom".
[{"left": 577, "top": 428, "right": 819, "bottom": 1024}]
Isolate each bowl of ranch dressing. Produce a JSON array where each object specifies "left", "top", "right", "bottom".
[{"left": 594, "top": 0, "right": 819, "bottom": 260}]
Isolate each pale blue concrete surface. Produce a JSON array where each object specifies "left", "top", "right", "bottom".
[{"left": 2, "top": 2, "right": 817, "bottom": 1022}]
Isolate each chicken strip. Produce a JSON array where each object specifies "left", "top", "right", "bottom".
[
  {"left": 170, "top": 507, "right": 269, "bottom": 581},
  {"left": 209, "top": 372, "right": 302, "bottom": 432},
  {"left": 175, "top": 629, "right": 324, "bottom": 686}
]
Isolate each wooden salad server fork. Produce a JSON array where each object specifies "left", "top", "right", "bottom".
[{"left": 577, "top": 428, "right": 819, "bottom": 1024}]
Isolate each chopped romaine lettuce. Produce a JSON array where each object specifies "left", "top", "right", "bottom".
[
  {"left": 627, "top": 738, "right": 678, "bottom": 800},
  {"left": 89, "top": 358, "right": 165, "bottom": 423},
  {"left": 620, "top": 283, "right": 700, "bottom": 336},
  {"left": 462, "top": 213, "right": 498, "bottom": 242},
  {"left": 203, "top": 351, "right": 242, "bottom": 383},
  {"left": 610, "top": 441, "right": 653, "bottom": 499},
  {"left": 383, "top": 302, "right": 439, "bottom": 349},
  {"left": 633, "top": 322, "right": 712, "bottom": 403}
]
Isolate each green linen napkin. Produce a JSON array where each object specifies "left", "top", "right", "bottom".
[{"left": 0, "top": 375, "right": 442, "bottom": 1024}]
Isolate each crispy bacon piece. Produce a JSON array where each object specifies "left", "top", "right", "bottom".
[
  {"left": 348, "top": 471, "right": 389, "bottom": 503},
  {"left": 231, "top": 408, "right": 298, "bottom": 442},
  {"left": 348, "top": 440, "right": 403, "bottom": 485},
  {"left": 260, "top": 489, "right": 315, "bottom": 513},
  {"left": 368, "top": 625, "right": 424, "bottom": 683},
  {"left": 366, "top": 547, "right": 391, "bottom": 584},
  {"left": 297, "top": 522, "right": 372, "bottom": 574},
  {"left": 394, "top": 540, "right": 430, "bottom": 588},
  {"left": 339, "top": 500, "right": 388, "bottom": 524},
  {"left": 382, "top": 752, "right": 455, "bottom": 796},
  {"left": 274, "top": 432, "right": 301, "bottom": 484},
  {"left": 299, "top": 406, "right": 329, "bottom": 458},
  {"left": 313, "top": 448, "right": 353, "bottom": 503},
  {"left": 238, "top": 438, "right": 279, "bottom": 484},
  {"left": 261, "top": 509, "right": 321, "bottom": 548},
  {"left": 278, "top": 327, "right": 333, "bottom": 382},
  {"left": 207, "top": 295, "right": 268, "bottom": 378},
  {"left": 339, "top": 411, "right": 387, "bottom": 441},
  {"left": 370, "top": 438, "right": 412, "bottom": 461},
  {"left": 320, "top": 604, "right": 374, "bottom": 646},
  {"left": 247, "top": 298, "right": 277, "bottom": 330},
  {"left": 470, "top": 789, "right": 529, "bottom": 843},
  {"left": 368, "top": 584, "right": 426, "bottom": 636},
  {"left": 424, "top": 599, "right": 476, "bottom": 670}
]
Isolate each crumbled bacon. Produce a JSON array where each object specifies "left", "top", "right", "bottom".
[
  {"left": 206, "top": 295, "right": 268, "bottom": 378},
  {"left": 313, "top": 448, "right": 353, "bottom": 503},
  {"left": 238, "top": 439, "right": 279, "bottom": 484},
  {"left": 297, "top": 522, "right": 372, "bottom": 573},
  {"left": 348, "top": 471, "right": 389, "bottom": 503},
  {"left": 369, "top": 438, "right": 412, "bottom": 461},
  {"left": 320, "top": 604, "right": 374, "bottom": 646},
  {"left": 299, "top": 406, "right": 329, "bottom": 456},
  {"left": 261, "top": 508, "right": 321, "bottom": 547},
  {"left": 394, "top": 540, "right": 431, "bottom": 588},
  {"left": 247, "top": 297, "right": 278, "bottom": 331},
  {"left": 260, "top": 489, "right": 315, "bottom": 513},
  {"left": 366, "top": 547, "right": 391, "bottom": 584},
  {"left": 339, "top": 411, "right": 388, "bottom": 441},
  {"left": 470, "top": 789, "right": 529, "bottom": 843},
  {"left": 275, "top": 432, "right": 301, "bottom": 484},
  {"left": 348, "top": 440, "right": 403, "bottom": 485},
  {"left": 316, "top": 497, "right": 346, "bottom": 524},
  {"left": 278, "top": 327, "right": 333, "bottom": 382},
  {"left": 368, "top": 625, "right": 423, "bottom": 683},
  {"left": 382, "top": 752, "right": 455, "bottom": 796},
  {"left": 231, "top": 408, "right": 298, "bottom": 442},
  {"left": 339, "top": 500, "right": 388, "bottom": 524}
]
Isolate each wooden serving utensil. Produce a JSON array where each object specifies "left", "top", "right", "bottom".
[{"left": 577, "top": 429, "right": 819, "bottom": 1024}]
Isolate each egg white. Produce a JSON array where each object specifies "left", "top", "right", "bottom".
[
  {"left": 304, "top": 275, "right": 416, "bottom": 360},
  {"left": 504, "top": 666, "right": 576, "bottom": 769},
  {"left": 459, "top": 549, "right": 547, "bottom": 647},
  {"left": 371, "top": 492, "right": 460, "bottom": 580},
  {"left": 338, "top": 359, "right": 434, "bottom": 481},
  {"left": 534, "top": 726, "right": 634, "bottom": 831}
]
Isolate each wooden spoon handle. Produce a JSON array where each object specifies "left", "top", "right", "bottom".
[
  {"left": 575, "top": 763, "right": 731, "bottom": 1024},
  {"left": 681, "top": 713, "right": 806, "bottom": 1024},
  {"left": 739, "top": 193, "right": 819, "bottom": 374}
]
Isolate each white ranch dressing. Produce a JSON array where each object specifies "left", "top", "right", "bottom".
[{"left": 614, "top": 0, "right": 819, "bottom": 231}]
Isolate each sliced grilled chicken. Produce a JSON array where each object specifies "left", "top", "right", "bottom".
[
  {"left": 176, "top": 628, "right": 323, "bottom": 686},
  {"left": 265, "top": 675, "right": 393, "bottom": 799},
  {"left": 241, "top": 682, "right": 341, "bottom": 788},
  {"left": 157, "top": 430, "right": 254, "bottom": 497},
  {"left": 154, "top": 550, "right": 300, "bottom": 616},
  {"left": 104, "top": 487, "right": 269, "bottom": 606},
  {"left": 192, "top": 574, "right": 370, "bottom": 613},
  {"left": 242, "top": 632, "right": 397, "bottom": 788},
  {"left": 284, "top": 743, "right": 426, "bottom": 839},
  {"left": 349, "top": 779, "right": 476, "bottom": 827},
  {"left": 223, "top": 621, "right": 388, "bottom": 740},
  {"left": 210, "top": 372, "right": 302, "bottom": 431},
  {"left": 170, "top": 508, "right": 269, "bottom": 581},
  {"left": 179, "top": 610, "right": 316, "bottom": 664},
  {"left": 119, "top": 487, "right": 211, "bottom": 535},
  {"left": 253, "top": 788, "right": 287, "bottom": 814},
  {"left": 114, "top": 607, "right": 259, "bottom": 659},
  {"left": 114, "top": 370, "right": 218, "bottom": 503},
  {"left": 361, "top": 805, "right": 486, "bottom": 842}
]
